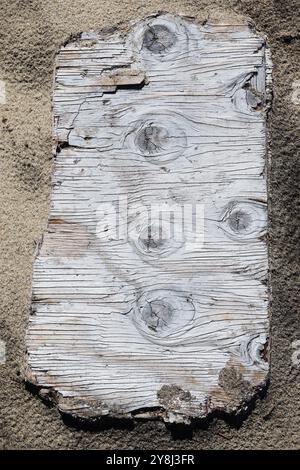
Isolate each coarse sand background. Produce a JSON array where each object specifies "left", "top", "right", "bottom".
[{"left": 0, "top": 0, "right": 299, "bottom": 450}]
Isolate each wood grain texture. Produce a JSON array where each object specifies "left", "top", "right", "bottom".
[{"left": 25, "top": 13, "right": 272, "bottom": 423}]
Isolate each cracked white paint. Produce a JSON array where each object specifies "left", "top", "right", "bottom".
[{"left": 26, "top": 14, "right": 272, "bottom": 422}]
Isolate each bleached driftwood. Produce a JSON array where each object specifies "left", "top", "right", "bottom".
[{"left": 26, "top": 13, "right": 272, "bottom": 423}]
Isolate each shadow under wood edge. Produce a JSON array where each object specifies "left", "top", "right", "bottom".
[{"left": 24, "top": 377, "right": 269, "bottom": 437}]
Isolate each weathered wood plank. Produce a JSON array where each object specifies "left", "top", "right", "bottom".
[{"left": 25, "top": 13, "right": 272, "bottom": 423}]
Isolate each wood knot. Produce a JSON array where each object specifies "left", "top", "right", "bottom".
[
  {"left": 130, "top": 217, "right": 184, "bottom": 259},
  {"left": 228, "top": 209, "right": 252, "bottom": 233},
  {"left": 135, "top": 124, "right": 168, "bottom": 156},
  {"left": 220, "top": 201, "right": 266, "bottom": 240},
  {"left": 142, "top": 25, "right": 176, "bottom": 53},
  {"left": 125, "top": 115, "right": 187, "bottom": 164},
  {"left": 142, "top": 300, "right": 173, "bottom": 332},
  {"left": 138, "top": 224, "right": 168, "bottom": 255},
  {"left": 240, "top": 333, "right": 269, "bottom": 370},
  {"left": 133, "top": 290, "right": 195, "bottom": 345}
]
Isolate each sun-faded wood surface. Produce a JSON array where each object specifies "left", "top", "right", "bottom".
[{"left": 26, "top": 13, "right": 272, "bottom": 423}]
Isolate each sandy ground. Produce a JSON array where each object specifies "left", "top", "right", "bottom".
[{"left": 0, "top": 0, "right": 299, "bottom": 450}]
